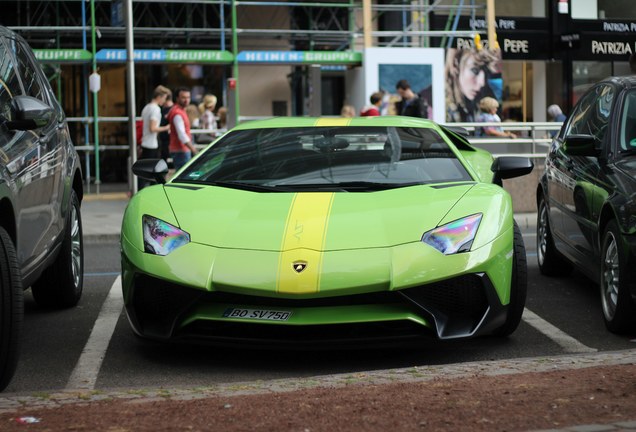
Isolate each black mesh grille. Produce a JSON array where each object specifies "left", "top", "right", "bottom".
[
  {"left": 399, "top": 275, "right": 490, "bottom": 338},
  {"left": 180, "top": 320, "right": 426, "bottom": 347},
  {"left": 203, "top": 290, "right": 403, "bottom": 307},
  {"left": 402, "top": 275, "right": 488, "bottom": 321},
  {"left": 132, "top": 274, "right": 204, "bottom": 336}
]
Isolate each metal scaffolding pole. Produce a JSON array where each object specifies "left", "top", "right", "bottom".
[
  {"left": 90, "top": 0, "right": 100, "bottom": 194},
  {"left": 126, "top": 0, "right": 138, "bottom": 194}
]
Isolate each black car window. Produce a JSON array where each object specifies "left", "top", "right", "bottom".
[
  {"left": 14, "top": 39, "right": 45, "bottom": 101},
  {"left": 566, "top": 84, "right": 614, "bottom": 146},
  {"left": 619, "top": 90, "right": 636, "bottom": 152},
  {"left": 175, "top": 126, "right": 473, "bottom": 191},
  {"left": 0, "top": 38, "right": 22, "bottom": 150}
]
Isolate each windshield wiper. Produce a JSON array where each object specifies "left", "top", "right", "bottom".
[
  {"left": 336, "top": 181, "right": 424, "bottom": 190},
  {"left": 280, "top": 181, "right": 423, "bottom": 191},
  {"left": 206, "top": 181, "right": 280, "bottom": 192}
]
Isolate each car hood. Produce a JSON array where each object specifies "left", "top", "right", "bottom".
[{"left": 152, "top": 182, "right": 507, "bottom": 251}]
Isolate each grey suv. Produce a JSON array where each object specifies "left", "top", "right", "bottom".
[{"left": 0, "top": 26, "right": 84, "bottom": 390}]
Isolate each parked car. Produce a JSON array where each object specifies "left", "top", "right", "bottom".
[
  {"left": 537, "top": 75, "right": 636, "bottom": 333},
  {"left": 123, "top": 116, "right": 533, "bottom": 347},
  {"left": 0, "top": 26, "right": 84, "bottom": 390}
]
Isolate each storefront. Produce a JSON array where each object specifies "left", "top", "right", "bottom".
[{"left": 430, "top": 14, "right": 552, "bottom": 123}]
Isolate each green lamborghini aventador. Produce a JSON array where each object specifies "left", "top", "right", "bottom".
[{"left": 122, "top": 116, "right": 533, "bottom": 346}]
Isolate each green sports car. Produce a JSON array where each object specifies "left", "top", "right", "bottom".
[{"left": 122, "top": 116, "right": 533, "bottom": 346}]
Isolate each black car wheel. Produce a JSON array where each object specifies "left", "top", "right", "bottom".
[
  {"left": 32, "top": 190, "right": 83, "bottom": 309},
  {"left": 493, "top": 221, "right": 527, "bottom": 337},
  {"left": 0, "top": 226, "right": 23, "bottom": 391},
  {"left": 600, "top": 220, "right": 636, "bottom": 333},
  {"left": 537, "top": 195, "right": 572, "bottom": 276}
]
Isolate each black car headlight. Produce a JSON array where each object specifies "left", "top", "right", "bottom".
[{"left": 142, "top": 215, "right": 190, "bottom": 256}]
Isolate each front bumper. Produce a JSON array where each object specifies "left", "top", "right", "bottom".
[{"left": 121, "top": 228, "right": 514, "bottom": 344}]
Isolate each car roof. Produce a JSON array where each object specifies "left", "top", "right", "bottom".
[
  {"left": 600, "top": 75, "right": 636, "bottom": 89},
  {"left": 232, "top": 116, "right": 441, "bottom": 131},
  {"left": 0, "top": 25, "right": 19, "bottom": 40}
]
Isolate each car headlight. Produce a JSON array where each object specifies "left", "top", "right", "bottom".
[
  {"left": 142, "top": 215, "right": 190, "bottom": 256},
  {"left": 421, "top": 214, "right": 482, "bottom": 255}
]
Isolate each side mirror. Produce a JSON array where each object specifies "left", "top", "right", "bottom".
[
  {"left": 491, "top": 156, "right": 534, "bottom": 185},
  {"left": 5, "top": 96, "right": 54, "bottom": 130},
  {"left": 564, "top": 134, "right": 598, "bottom": 156},
  {"left": 443, "top": 125, "right": 470, "bottom": 137},
  {"left": 132, "top": 158, "right": 169, "bottom": 185}
]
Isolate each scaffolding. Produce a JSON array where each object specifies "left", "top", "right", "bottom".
[{"left": 6, "top": 0, "right": 485, "bottom": 190}]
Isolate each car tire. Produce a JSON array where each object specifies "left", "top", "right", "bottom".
[
  {"left": 537, "top": 195, "right": 572, "bottom": 277},
  {"left": 493, "top": 221, "right": 527, "bottom": 337},
  {"left": 600, "top": 220, "right": 636, "bottom": 333},
  {"left": 0, "top": 226, "right": 23, "bottom": 391},
  {"left": 32, "top": 190, "right": 83, "bottom": 309}
]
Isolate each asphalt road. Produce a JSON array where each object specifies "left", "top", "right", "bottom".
[{"left": 5, "top": 227, "right": 636, "bottom": 394}]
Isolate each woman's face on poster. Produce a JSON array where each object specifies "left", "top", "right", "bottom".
[{"left": 458, "top": 54, "right": 486, "bottom": 101}]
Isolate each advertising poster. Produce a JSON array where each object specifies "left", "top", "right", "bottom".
[
  {"left": 363, "top": 48, "right": 445, "bottom": 123},
  {"left": 445, "top": 48, "right": 503, "bottom": 123}
]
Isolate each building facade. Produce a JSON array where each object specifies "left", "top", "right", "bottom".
[{"left": 5, "top": 0, "right": 636, "bottom": 183}]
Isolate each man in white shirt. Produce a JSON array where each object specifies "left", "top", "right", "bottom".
[{"left": 139, "top": 85, "right": 171, "bottom": 189}]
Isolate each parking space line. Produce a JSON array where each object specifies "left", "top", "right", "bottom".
[
  {"left": 522, "top": 308, "right": 597, "bottom": 353},
  {"left": 66, "top": 276, "right": 123, "bottom": 390}
]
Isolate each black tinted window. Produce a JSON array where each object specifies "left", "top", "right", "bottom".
[
  {"left": 566, "top": 84, "right": 614, "bottom": 145},
  {"left": 175, "top": 126, "right": 472, "bottom": 191},
  {"left": 0, "top": 38, "right": 21, "bottom": 148},
  {"left": 620, "top": 90, "right": 636, "bottom": 151},
  {"left": 14, "top": 40, "right": 44, "bottom": 101}
]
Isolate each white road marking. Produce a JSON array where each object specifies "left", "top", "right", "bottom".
[
  {"left": 522, "top": 308, "right": 597, "bottom": 353},
  {"left": 66, "top": 276, "right": 123, "bottom": 390}
]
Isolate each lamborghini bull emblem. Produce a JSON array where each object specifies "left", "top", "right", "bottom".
[{"left": 293, "top": 261, "right": 307, "bottom": 273}]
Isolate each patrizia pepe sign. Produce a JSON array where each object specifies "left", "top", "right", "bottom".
[
  {"left": 573, "top": 19, "right": 636, "bottom": 60},
  {"left": 591, "top": 40, "right": 634, "bottom": 55}
]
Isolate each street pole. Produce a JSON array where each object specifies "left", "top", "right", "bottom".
[
  {"left": 363, "top": 0, "right": 372, "bottom": 48},
  {"left": 486, "top": 0, "right": 498, "bottom": 49},
  {"left": 125, "top": 0, "right": 137, "bottom": 194},
  {"left": 231, "top": 0, "right": 240, "bottom": 124},
  {"left": 90, "top": 0, "right": 100, "bottom": 194}
]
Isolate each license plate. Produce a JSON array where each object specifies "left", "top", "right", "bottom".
[{"left": 222, "top": 308, "right": 292, "bottom": 321}]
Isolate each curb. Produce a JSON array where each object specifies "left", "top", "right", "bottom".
[{"left": 1, "top": 349, "right": 634, "bottom": 413}]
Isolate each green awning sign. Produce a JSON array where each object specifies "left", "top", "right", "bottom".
[
  {"left": 237, "top": 51, "right": 362, "bottom": 65},
  {"left": 34, "top": 49, "right": 92, "bottom": 63},
  {"left": 95, "top": 49, "right": 233, "bottom": 63}
]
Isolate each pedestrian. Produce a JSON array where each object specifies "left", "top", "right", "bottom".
[
  {"left": 395, "top": 79, "right": 428, "bottom": 118},
  {"left": 341, "top": 104, "right": 356, "bottom": 117},
  {"left": 629, "top": 52, "right": 636, "bottom": 74},
  {"left": 198, "top": 94, "right": 218, "bottom": 131},
  {"left": 477, "top": 96, "right": 517, "bottom": 138},
  {"left": 158, "top": 91, "right": 174, "bottom": 163},
  {"left": 360, "top": 92, "right": 383, "bottom": 117},
  {"left": 167, "top": 86, "right": 198, "bottom": 171},
  {"left": 547, "top": 104, "right": 567, "bottom": 138},
  {"left": 197, "top": 94, "right": 218, "bottom": 143},
  {"left": 216, "top": 106, "right": 228, "bottom": 132},
  {"left": 138, "top": 85, "right": 171, "bottom": 189}
]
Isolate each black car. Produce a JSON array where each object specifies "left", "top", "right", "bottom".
[
  {"left": 0, "top": 26, "right": 84, "bottom": 390},
  {"left": 537, "top": 76, "right": 636, "bottom": 333}
]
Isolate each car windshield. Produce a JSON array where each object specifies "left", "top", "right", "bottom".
[
  {"left": 620, "top": 90, "right": 636, "bottom": 154},
  {"left": 173, "top": 126, "right": 473, "bottom": 191}
]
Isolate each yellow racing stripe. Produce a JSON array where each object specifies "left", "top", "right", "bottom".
[
  {"left": 314, "top": 118, "right": 352, "bottom": 127},
  {"left": 277, "top": 192, "right": 335, "bottom": 294}
]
